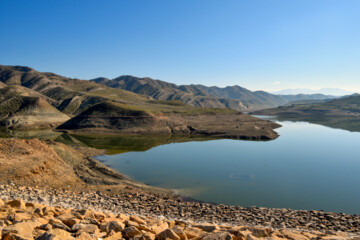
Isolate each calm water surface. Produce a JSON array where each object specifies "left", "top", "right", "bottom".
[{"left": 96, "top": 119, "right": 360, "bottom": 214}]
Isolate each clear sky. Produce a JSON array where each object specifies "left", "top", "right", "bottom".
[{"left": 0, "top": 0, "right": 359, "bottom": 92}]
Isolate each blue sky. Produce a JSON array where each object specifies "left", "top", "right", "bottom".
[{"left": 0, "top": 0, "right": 359, "bottom": 92}]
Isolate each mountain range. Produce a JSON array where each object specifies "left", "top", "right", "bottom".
[
  {"left": 272, "top": 88, "right": 355, "bottom": 96},
  {"left": 90, "top": 76, "right": 336, "bottom": 111}
]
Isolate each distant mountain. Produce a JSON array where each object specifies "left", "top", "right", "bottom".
[
  {"left": 273, "top": 88, "right": 355, "bottom": 96},
  {"left": 91, "top": 76, "right": 291, "bottom": 111},
  {"left": 280, "top": 94, "right": 336, "bottom": 102},
  {"left": 253, "top": 94, "right": 360, "bottom": 117}
]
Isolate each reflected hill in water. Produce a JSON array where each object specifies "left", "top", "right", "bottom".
[
  {"left": 274, "top": 116, "right": 360, "bottom": 133},
  {"left": 0, "top": 129, "right": 216, "bottom": 154},
  {"left": 253, "top": 115, "right": 360, "bottom": 133},
  {"left": 55, "top": 134, "right": 217, "bottom": 154}
]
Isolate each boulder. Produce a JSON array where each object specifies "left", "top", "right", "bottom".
[
  {"left": 72, "top": 224, "right": 99, "bottom": 235},
  {"left": 2, "top": 220, "right": 39, "bottom": 240},
  {"left": 151, "top": 222, "right": 168, "bottom": 234},
  {"left": 100, "top": 220, "right": 125, "bottom": 233},
  {"left": 194, "top": 223, "right": 219, "bottom": 232},
  {"left": 202, "top": 232, "right": 233, "bottom": 240},
  {"left": 279, "top": 230, "right": 309, "bottom": 240},
  {"left": 36, "top": 228, "right": 75, "bottom": 240},
  {"left": 171, "top": 226, "right": 188, "bottom": 240},
  {"left": 123, "top": 226, "right": 142, "bottom": 238},
  {"left": 183, "top": 226, "right": 203, "bottom": 239},
  {"left": 103, "top": 232, "right": 123, "bottom": 240},
  {"left": 134, "top": 232, "right": 156, "bottom": 240},
  {"left": 130, "top": 215, "right": 146, "bottom": 225},
  {"left": 76, "top": 232, "right": 94, "bottom": 240},
  {"left": 7, "top": 199, "right": 26, "bottom": 209},
  {"left": 156, "top": 229, "right": 181, "bottom": 240}
]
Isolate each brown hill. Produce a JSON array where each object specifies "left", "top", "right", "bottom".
[{"left": 0, "top": 86, "right": 69, "bottom": 129}]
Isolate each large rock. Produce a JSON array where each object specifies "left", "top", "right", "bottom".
[
  {"left": 130, "top": 215, "right": 146, "bottom": 225},
  {"left": 202, "top": 232, "right": 233, "bottom": 240},
  {"left": 156, "top": 229, "right": 180, "bottom": 240},
  {"left": 183, "top": 226, "right": 203, "bottom": 239},
  {"left": 151, "top": 222, "right": 169, "bottom": 234},
  {"left": 103, "top": 232, "right": 123, "bottom": 240},
  {"left": 194, "top": 223, "right": 219, "bottom": 232},
  {"left": 171, "top": 226, "right": 188, "bottom": 240},
  {"left": 7, "top": 199, "right": 26, "bottom": 209},
  {"left": 36, "top": 228, "right": 75, "bottom": 240},
  {"left": 72, "top": 224, "right": 99, "bottom": 235},
  {"left": 123, "top": 226, "right": 142, "bottom": 238},
  {"left": 2, "top": 220, "right": 40, "bottom": 240},
  {"left": 100, "top": 220, "right": 125, "bottom": 233}
]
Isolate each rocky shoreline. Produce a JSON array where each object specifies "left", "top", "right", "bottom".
[{"left": 1, "top": 183, "right": 359, "bottom": 239}]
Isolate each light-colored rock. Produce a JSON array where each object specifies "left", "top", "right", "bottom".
[
  {"left": 151, "top": 222, "right": 169, "bottom": 234},
  {"left": 2, "top": 220, "right": 39, "bottom": 240},
  {"left": 123, "top": 226, "right": 142, "bottom": 238},
  {"left": 171, "top": 225, "right": 188, "bottom": 240},
  {"left": 130, "top": 215, "right": 146, "bottom": 225},
  {"left": 72, "top": 224, "right": 99, "bottom": 235},
  {"left": 156, "top": 229, "right": 181, "bottom": 240},
  {"left": 76, "top": 232, "right": 94, "bottom": 240},
  {"left": 184, "top": 226, "right": 203, "bottom": 239},
  {"left": 280, "top": 230, "right": 309, "bottom": 240},
  {"left": 202, "top": 232, "right": 233, "bottom": 240},
  {"left": 103, "top": 232, "right": 123, "bottom": 240},
  {"left": 250, "top": 227, "right": 272, "bottom": 238}
]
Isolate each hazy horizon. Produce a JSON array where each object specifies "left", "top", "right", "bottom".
[{"left": 1, "top": 0, "right": 359, "bottom": 92}]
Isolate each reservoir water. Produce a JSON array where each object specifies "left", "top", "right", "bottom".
[{"left": 96, "top": 117, "right": 360, "bottom": 214}]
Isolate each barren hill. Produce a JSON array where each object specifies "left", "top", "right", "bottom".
[{"left": 0, "top": 86, "right": 69, "bottom": 129}]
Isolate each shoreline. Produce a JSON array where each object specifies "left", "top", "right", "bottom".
[{"left": 1, "top": 182, "right": 359, "bottom": 234}]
